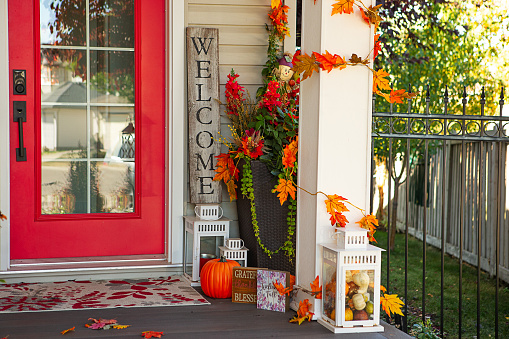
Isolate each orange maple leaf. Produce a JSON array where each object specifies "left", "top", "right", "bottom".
[
  {"left": 61, "top": 327, "right": 75, "bottom": 335},
  {"left": 310, "top": 275, "right": 322, "bottom": 299},
  {"left": 380, "top": 294, "right": 405, "bottom": 318},
  {"left": 330, "top": 211, "right": 349, "bottom": 227},
  {"left": 297, "top": 299, "right": 313, "bottom": 318},
  {"left": 331, "top": 0, "right": 355, "bottom": 15},
  {"left": 289, "top": 299, "right": 314, "bottom": 324},
  {"left": 213, "top": 154, "right": 231, "bottom": 183},
  {"left": 142, "top": 331, "right": 164, "bottom": 338},
  {"left": 293, "top": 53, "right": 320, "bottom": 80},
  {"left": 380, "top": 285, "right": 387, "bottom": 293},
  {"left": 0, "top": 212, "right": 6, "bottom": 221},
  {"left": 325, "top": 194, "right": 349, "bottom": 216},
  {"left": 313, "top": 51, "right": 346, "bottom": 73},
  {"left": 290, "top": 274, "right": 296, "bottom": 288},
  {"left": 389, "top": 89, "right": 406, "bottom": 104},
  {"left": 282, "top": 147, "right": 297, "bottom": 168},
  {"left": 226, "top": 179, "right": 237, "bottom": 201},
  {"left": 273, "top": 178, "right": 296, "bottom": 205},
  {"left": 288, "top": 137, "right": 298, "bottom": 155},
  {"left": 382, "top": 89, "right": 419, "bottom": 103},
  {"left": 273, "top": 280, "right": 292, "bottom": 296},
  {"left": 373, "top": 69, "right": 392, "bottom": 94},
  {"left": 356, "top": 214, "right": 378, "bottom": 242}
]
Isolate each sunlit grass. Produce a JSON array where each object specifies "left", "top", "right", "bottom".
[{"left": 376, "top": 231, "right": 509, "bottom": 338}]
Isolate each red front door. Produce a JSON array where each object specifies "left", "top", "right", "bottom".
[{"left": 9, "top": 0, "right": 166, "bottom": 260}]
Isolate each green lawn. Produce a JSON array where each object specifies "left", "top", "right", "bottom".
[{"left": 375, "top": 231, "right": 509, "bottom": 338}]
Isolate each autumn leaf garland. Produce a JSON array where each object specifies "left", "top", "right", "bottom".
[{"left": 292, "top": 0, "right": 416, "bottom": 103}]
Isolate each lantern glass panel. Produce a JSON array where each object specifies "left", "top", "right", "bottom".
[
  {"left": 345, "top": 269, "right": 375, "bottom": 322},
  {"left": 200, "top": 236, "right": 223, "bottom": 258},
  {"left": 322, "top": 247, "right": 338, "bottom": 323},
  {"left": 184, "top": 232, "right": 194, "bottom": 277}
]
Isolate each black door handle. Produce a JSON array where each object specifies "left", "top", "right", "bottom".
[{"left": 13, "top": 101, "right": 27, "bottom": 162}]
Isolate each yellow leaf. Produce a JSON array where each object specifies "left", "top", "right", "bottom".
[
  {"left": 380, "top": 294, "right": 405, "bottom": 318},
  {"left": 380, "top": 285, "right": 387, "bottom": 293},
  {"left": 113, "top": 325, "right": 131, "bottom": 329},
  {"left": 373, "top": 69, "right": 392, "bottom": 93},
  {"left": 271, "top": 0, "right": 281, "bottom": 9},
  {"left": 331, "top": 0, "right": 355, "bottom": 15}
]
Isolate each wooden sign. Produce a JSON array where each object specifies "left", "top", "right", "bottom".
[
  {"left": 256, "top": 269, "right": 290, "bottom": 312},
  {"left": 232, "top": 267, "right": 260, "bottom": 304},
  {"left": 186, "top": 27, "right": 221, "bottom": 203}
]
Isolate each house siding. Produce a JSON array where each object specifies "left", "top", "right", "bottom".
[{"left": 185, "top": 0, "right": 296, "bottom": 238}]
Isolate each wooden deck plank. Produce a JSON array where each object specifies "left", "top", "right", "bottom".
[{"left": 0, "top": 287, "right": 412, "bottom": 338}]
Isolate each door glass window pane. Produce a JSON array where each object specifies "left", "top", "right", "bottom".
[
  {"left": 90, "top": 106, "right": 134, "bottom": 159},
  {"left": 40, "top": 0, "right": 87, "bottom": 46},
  {"left": 42, "top": 106, "right": 87, "bottom": 153},
  {"left": 41, "top": 0, "right": 135, "bottom": 215},
  {"left": 41, "top": 49, "right": 87, "bottom": 103},
  {"left": 95, "top": 161, "right": 134, "bottom": 213},
  {"left": 90, "top": 51, "right": 134, "bottom": 104},
  {"left": 89, "top": 0, "right": 135, "bottom": 48}
]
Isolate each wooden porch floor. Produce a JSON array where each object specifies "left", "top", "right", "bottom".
[{"left": 0, "top": 287, "right": 412, "bottom": 338}]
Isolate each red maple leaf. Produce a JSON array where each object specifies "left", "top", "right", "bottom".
[
  {"left": 142, "top": 331, "right": 164, "bottom": 338},
  {"left": 313, "top": 51, "right": 346, "bottom": 73}
]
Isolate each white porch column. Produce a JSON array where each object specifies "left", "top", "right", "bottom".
[{"left": 296, "top": 0, "right": 374, "bottom": 311}]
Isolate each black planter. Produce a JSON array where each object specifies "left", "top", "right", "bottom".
[{"left": 236, "top": 160, "right": 295, "bottom": 274}]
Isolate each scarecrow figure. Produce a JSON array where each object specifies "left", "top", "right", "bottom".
[{"left": 275, "top": 52, "right": 296, "bottom": 92}]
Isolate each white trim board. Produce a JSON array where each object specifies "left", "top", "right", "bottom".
[
  {"left": 169, "top": 0, "right": 187, "bottom": 265},
  {"left": 0, "top": 265, "right": 183, "bottom": 284}
]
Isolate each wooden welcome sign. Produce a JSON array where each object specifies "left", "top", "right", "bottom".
[{"left": 186, "top": 27, "right": 222, "bottom": 203}]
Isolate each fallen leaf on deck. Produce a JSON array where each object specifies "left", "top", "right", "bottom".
[
  {"left": 61, "top": 327, "right": 75, "bottom": 335},
  {"left": 142, "top": 331, "right": 164, "bottom": 338}
]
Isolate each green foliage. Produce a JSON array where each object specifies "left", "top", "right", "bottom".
[
  {"left": 377, "top": 231, "right": 509, "bottom": 338},
  {"left": 377, "top": 0, "right": 508, "bottom": 116},
  {"left": 411, "top": 319, "right": 441, "bottom": 339}
]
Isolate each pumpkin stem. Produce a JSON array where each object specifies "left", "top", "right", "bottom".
[{"left": 219, "top": 256, "right": 228, "bottom": 263}]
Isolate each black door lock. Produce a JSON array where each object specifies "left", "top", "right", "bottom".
[{"left": 13, "top": 69, "right": 26, "bottom": 95}]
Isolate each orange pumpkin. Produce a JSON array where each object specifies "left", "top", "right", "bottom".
[{"left": 200, "top": 256, "right": 240, "bottom": 298}]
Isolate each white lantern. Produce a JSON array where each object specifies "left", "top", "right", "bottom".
[
  {"left": 219, "top": 245, "right": 248, "bottom": 267},
  {"left": 183, "top": 216, "right": 230, "bottom": 285},
  {"left": 318, "top": 226, "right": 384, "bottom": 334}
]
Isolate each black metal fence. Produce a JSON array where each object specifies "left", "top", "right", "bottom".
[{"left": 371, "top": 86, "right": 507, "bottom": 338}]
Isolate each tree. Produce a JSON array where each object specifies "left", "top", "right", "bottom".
[{"left": 374, "top": 0, "right": 509, "bottom": 249}]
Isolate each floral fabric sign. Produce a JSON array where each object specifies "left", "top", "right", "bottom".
[{"left": 256, "top": 269, "right": 289, "bottom": 312}]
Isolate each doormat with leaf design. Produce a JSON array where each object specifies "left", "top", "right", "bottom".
[{"left": 0, "top": 276, "right": 209, "bottom": 313}]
